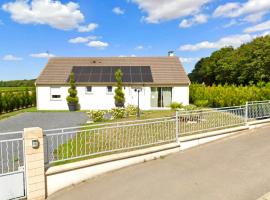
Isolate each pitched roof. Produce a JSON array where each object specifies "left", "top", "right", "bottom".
[{"left": 36, "top": 57, "right": 190, "bottom": 86}]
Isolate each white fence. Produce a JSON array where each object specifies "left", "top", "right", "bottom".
[{"left": 43, "top": 100, "right": 270, "bottom": 165}]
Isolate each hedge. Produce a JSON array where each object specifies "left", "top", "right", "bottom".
[
  {"left": 0, "top": 89, "right": 36, "bottom": 114},
  {"left": 190, "top": 83, "right": 270, "bottom": 108}
]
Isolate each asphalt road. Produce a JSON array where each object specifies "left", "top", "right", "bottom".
[
  {"left": 48, "top": 125, "right": 270, "bottom": 200},
  {"left": 0, "top": 112, "right": 88, "bottom": 133}
]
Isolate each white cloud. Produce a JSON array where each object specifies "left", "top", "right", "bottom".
[
  {"left": 213, "top": 0, "right": 270, "bottom": 23},
  {"left": 130, "top": 0, "right": 210, "bottom": 23},
  {"left": 87, "top": 41, "right": 109, "bottom": 49},
  {"left": 223, "top": 19, "right": 238, "bottom": 28},
  {"left": 113, "top": 7, "right": 125, "bottom": 15},
  {"left": 2, "top": 54, "right": 22, "bottom": 61},
  {"left": 77, "top": 23, "right": 98, "bottom": 32},
  {"left": 180, "top": 57, "right": 200, "bottom": 63},
  {"left": 179, "top": 14, "right": 208, "bottom": 28},
  {"left": 179, "top": 34, "right": 254, "bottom": 51},
  {"left": 2, "top": 0, "right": 85, "bottom": 30},
  {"left": 30, "top": 52, "right": 55, "bottom": 58},
  {"left": 244, "top": 20, "right": 270, "bottom": 33},
  {"left": 68, "top": 36, "right": 98, "bottom": 44},
  {"left": 119, "top": 54, "right": 137, "bottom": 57},
  {"left": 135, "top": 45, "right": 144, "bottom": 50}
]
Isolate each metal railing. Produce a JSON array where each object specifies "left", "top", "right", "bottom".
[
  {"left": 44, "top": 117, "right": 177, "bottom": 164},
  {"left": 42, "top": 101, "right": 270, "bottom": 165},
  {"left": 178, "top": 106, "right": 246, "bottom": 136},
  {"left": 0, "top": 131, "right": 24, "bottom": 176}
]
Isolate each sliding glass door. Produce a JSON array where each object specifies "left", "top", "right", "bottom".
[{"left": 151, "top": 87, "right": 172, "bottom": 107}]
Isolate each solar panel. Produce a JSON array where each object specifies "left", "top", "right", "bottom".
[{"left": 71, "top": 66, "right": 153, "bottom": 83}]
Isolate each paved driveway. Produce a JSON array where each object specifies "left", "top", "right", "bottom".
[
  {"left": 48, "top": 125, "right": 270, "bottom": 200},
  {"left": 0, "top": 112, "right": 88, "bottom": 133}
]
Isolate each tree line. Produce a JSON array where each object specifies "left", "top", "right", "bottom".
[
  {"left": 0, "top": 79, "right": 35, "bottom": 87},
  {"left": 189, "top": 35, "right": 270, "bottom": 85}
]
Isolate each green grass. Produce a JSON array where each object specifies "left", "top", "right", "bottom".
[{"left": 0, "top": 107, "right": 37, "bottom": 120}]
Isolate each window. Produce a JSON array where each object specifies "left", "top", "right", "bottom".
[
  {"left": 50, "top": 87, "right": 62, "bottom": 100},
  {"left": 107, "top": 86, "right": 113, "bottom": 93},
  {"left": 86, "top": 86, "right": 92, "bottom": 93}
]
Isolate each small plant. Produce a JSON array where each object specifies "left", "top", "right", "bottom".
[
  {"left": 114, "top": 69, "right": 125, "bottom": 107},
  {"left": 66, "top": 72, "right": 79, "bottom": 111},
  {"left": 125, "top": 104, "right": 138, "bottom": 116},
  {"left": 194, "top": 100, "right": 209, "bottom": 107},
  {"left": 170, "top": 102, "right": 183, "bottom": 110},
  {"left": 111, "top": 107, "right": 125, "bottom": 119},
  {"left": 183, "top": 104, "right": 197, "bottom": 111},
  {"left": 88, "top": 110, "right": 105, "bottom": 122}
]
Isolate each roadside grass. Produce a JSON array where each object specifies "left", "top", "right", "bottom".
[
  {"left": 48, "top": 109, "right": 245, "bottom": 166},
  {"left": 0, "top": 107, "right": 37, "bottom": 120}
]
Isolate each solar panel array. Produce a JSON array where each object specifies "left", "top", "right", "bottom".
[{"left": 70, "top": 66, "right": 153, "bottom": 83}]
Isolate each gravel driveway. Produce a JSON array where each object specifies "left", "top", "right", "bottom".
[{"left": 0, "top": 112, "right": 89, "bottom": 133}]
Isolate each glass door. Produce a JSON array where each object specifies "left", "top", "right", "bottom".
[{"left": 151, "top": 87, "right": 172, "bottom": 108}]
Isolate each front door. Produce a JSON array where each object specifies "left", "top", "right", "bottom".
[{"left": 151, "top": 87, "right": 172, "bottom": 108}]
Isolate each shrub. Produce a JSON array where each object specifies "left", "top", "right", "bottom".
[
  {"left": 125, "top": 104, "right": 138, "bottom": 116},
  {"left": 88, "top": 110, "right": 105, "bottom": 122},
  {"left": 183, "top": 105, "right": 197, "bottom": 111},
  {"left": 66, "top": 73, "right": 79, "bottom": 106},
  {"left": 194, "top": 100, "right": 209, "bottom": 107},
  {"left": 114, "top": 69, "right": 125, "bottom": 107},
  {"left": 170, "top": 102, "right": 183, "bottom": 109},
  {"left": 111, "top": 107, "right": 125, "bottom": 119}
]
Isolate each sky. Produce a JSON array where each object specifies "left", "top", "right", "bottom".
[{"left": 0, "top": 0, "right": 270, "bottom": 81}]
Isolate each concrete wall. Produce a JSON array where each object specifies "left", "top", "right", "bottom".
[{"left": 37, "top": 85, "right": 189, "bottom": 110}]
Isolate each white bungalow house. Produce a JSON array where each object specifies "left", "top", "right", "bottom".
[{"left": 36, "top": 54, "right": 190, "bottom": 110}]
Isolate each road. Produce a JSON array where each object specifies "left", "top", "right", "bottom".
[{"left": 48, "top": 125, "right": 270, "bottom": 200}]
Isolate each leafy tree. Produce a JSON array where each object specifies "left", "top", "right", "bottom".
[
  {"left": 189, "top": 35, "right": 270, "bottom": 85},
  {"left": 114, "top": 69, "right": 125, "bottom": 107}
]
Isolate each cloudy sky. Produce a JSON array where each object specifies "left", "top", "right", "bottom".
[{"left": 0, "top": 0, "right": 270, "bottom": 80}]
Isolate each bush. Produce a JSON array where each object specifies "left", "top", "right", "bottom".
[
  {"left": 183, "top": 105, "right": 197, "bottom": 111},
  {"left": 170, "top": 102, "right": 183, "bottom": 109},
  {"left": 0, "top": 89, "right": 35, "bottom": 114},
  {"left": 125, "top": 104, "right": 138, "bottom": 116},
  {"left": 114, "top": 69, "right": 125, "bottom": 107},
  {"left": 66, "top": 73, "right": 79, "bottom": 105},
  {"left": 111, "top": 107, "right": 125, "bottom": 119},
  {"left": 194, "top": 100, "right": 209, "bottom": 107},
  {"left": 190, "top": 83, "right": 270, "bottom": 108},
  {"left": 88, "top": 110, "right": 105, "bottom": 122}
]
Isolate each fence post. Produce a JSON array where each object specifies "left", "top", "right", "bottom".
[
  {"left": 176, "top": 111, "right": 180, "bottom": 145},
  {"left": 24, "top": 127, "right": 46, "bottom": 200},
  {"left": 245, "top": 101, "right": 249, "bottom": 125}
]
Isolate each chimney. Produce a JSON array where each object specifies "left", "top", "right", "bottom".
[{"left": 168, "top": 51, "right": 175, "bottom": 57}]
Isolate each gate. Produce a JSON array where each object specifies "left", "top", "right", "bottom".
[{"left": 0, "top": 131, "right": 26, "bottom": 200}]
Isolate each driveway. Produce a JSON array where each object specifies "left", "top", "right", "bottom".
[
  {"left": 0, "top": 112, "right": 88, "bottom": 133},
  {"left": 48, "top": 125, "right": 270, "bottom": 200}
]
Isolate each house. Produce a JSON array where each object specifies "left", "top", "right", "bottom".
[{"left": 36, "top": 53, "right": 190, "bottom": 110}]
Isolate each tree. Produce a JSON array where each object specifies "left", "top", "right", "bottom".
[
  {"left": 66, "top": 72, "right": 79, "bottom": 111},
  {"left": 188, "top": 35, "right": 270, "bottom": 85},
  {"left": 114, "top": 69, "right": 125, "bottom": 107}
]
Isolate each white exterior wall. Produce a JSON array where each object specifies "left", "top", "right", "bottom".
[
  {"left": 172, "top": 86, "right": 189, "bottom": 106},
  {"left": 37, "top": 85, "right": 189, "bottom": 110}
]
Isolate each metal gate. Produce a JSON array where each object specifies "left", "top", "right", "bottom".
[{"left": 0, "top": 131, "right": 26, "bottom": 200}]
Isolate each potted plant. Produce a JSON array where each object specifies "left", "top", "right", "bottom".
[
  {"left": 66, "top": 72, "right": 79, "bottom": 111},
  {"left": 114, "top": 69, "right": 125, "bottom": 107}
]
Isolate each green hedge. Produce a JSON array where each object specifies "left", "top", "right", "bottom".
[
  {"left": 0, "top": 89, "right": 36, "bottom": 114},
  {"left": 190, "top": 83, "right": 270, "bottom": 107}
]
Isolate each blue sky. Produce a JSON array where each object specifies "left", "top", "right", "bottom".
[{"left": 0, "top": 0, "right": 270, "bottom": 81}]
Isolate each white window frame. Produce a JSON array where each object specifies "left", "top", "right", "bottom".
[
  {"left": 50, "top": 87, "right": 62, "bottom": 101},
  {"left": 85, "top": 86, "right": 93, "bottom": 94}
]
